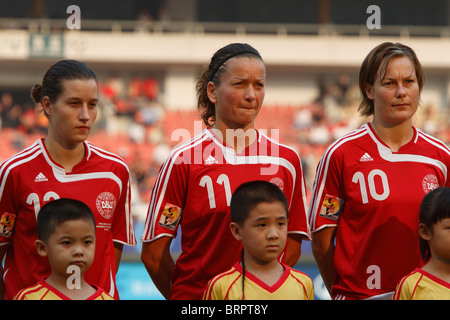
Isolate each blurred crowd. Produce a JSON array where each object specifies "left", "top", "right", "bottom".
[{"left": 1, "top": 73, "right": 449, "bottom": 222}]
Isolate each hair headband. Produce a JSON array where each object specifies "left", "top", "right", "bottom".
[{"left": 209, "top": 51, "right": 261, "bottom": 82}]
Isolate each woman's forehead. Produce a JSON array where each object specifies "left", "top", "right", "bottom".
[{"left": 222, "top": 57, "right": 265, "bottom": 77}]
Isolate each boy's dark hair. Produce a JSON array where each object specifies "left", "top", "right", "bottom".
[
  {"left": 37, "top": 198, "right": 96, "bottom": 243},
  {"left": 230, "top": 180, "right": 288, "bottom": 226},
  {"left": 419, "top": 187, "right": 450, "bottom": 261},
  {"left": 230, "top": 180, "right": 288, "bottom": 300}
]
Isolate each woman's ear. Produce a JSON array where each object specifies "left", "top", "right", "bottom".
[
  {"left": 230, "top": 222, "right": 243, "bottom": 241},
  {"left": 364, "top": 82, "right": 375, "bottom": 100},
  {"left": 35, "top": 239, "right": 48, "bottom": 257},
  {"left": 207, "top": 81, "right": 217, "bottom": 104},
  {"left": 41, "top": 96, "right": 52, "bottom": 117},
  {"left": 418, "top": 223, "right": 431, "bottom": 241}
]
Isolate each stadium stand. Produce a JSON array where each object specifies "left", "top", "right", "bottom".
[{"left": 1, "top": 0, "right": 450, "bottom": 300}]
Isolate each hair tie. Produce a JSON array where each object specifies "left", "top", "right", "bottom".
[{"left": 209, "top": 51, "right": 260, "bottom": 82}]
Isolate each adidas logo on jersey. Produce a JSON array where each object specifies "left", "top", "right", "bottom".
[
  {"left": 204, "top": 155, "right": 218, "bottom": 165},
  {"left": 359, "top": 153, "right": 374, "bottom": 162},
  {"left": 34, "top": 172, "right": 48, "bottom": 182}
]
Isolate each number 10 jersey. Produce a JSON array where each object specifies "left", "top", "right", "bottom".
[{"left": 308, "top": 123, "right": 450, "bottom": 300}]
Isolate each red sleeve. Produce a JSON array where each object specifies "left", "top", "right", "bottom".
[
  {"left": 308, "top": 144, "right": 345, "bottom": 233},
  {"left": 141, "top": 152, "right": 188, "bottom": 241},
  {"left": 285, "top": 150, "right": 310, "bottom": 239},
  {"left": 0, "top": 162, "right": 17, "bottom": 243},
  {"left": 111, "top": 167, "right": 136, "bottom": 246}
]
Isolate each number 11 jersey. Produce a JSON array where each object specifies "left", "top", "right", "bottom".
[{"left": 141, "top": 128, "right": 310, "bottom": 299}]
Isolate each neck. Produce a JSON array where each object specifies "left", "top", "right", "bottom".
[
  {"left": 422, "top": 257, "right": 450, "bottom": 283},
  {"left": 211, "top": 122, "right": 257, "bottom": 153},
  {"left": 46, "top": 273, "right": 95, "bottom": 300},
  {"left": 370, "top": 120, "right": 414, "bottom": 152},
  {"left": 44, "top": 134, "right": 85, "bottom": 173},
  {"left": 242, "top": 255, "right": 284, "bottom": 287}
]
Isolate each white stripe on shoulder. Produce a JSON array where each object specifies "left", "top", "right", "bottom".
[
  {"left": 417, "top": 129, "right": 450, "bottom": 156},
  {"left": 87, "top": 142, "right": 130, "bottom": 172},
  {"left": 367, "top": 127, "right": 448, "bottom": 179},
  {"left": 0, "top": 141, "right": 43, "bottom": 200},
  {"left": 142, "top": 130, "right": 209, "bottom": 240},
  {"left": 308, "top": 126, "right": 369, "bottom": 229}
]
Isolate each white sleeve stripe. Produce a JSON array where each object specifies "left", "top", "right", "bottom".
[
  {"left": 141, "top": 131, "right": 208, "bottom": 240},
  {"left": 307, "top": 127, "right": 368, "bottom": 229},
  {"left": 367, "top": 128, "right": 448, "bottom": 181},
  {"left": 124, "top": 178, "right": 136, "bottom": 245},
  {"left": 417, "top": 130, "right": 450, "bottom": 155},
  {"left": 145, "top": 132, "right": 208, "bottom": 236},
  {"left": 0, "top": 142, "right": 40, "bottom": 178},
  {"left": 0, "top": 147, "right": 42, "bottom": 201},
  {"left": 88, "top": 143, "right": 130, "bottom": 170}
]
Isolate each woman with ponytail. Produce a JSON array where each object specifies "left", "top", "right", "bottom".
[
  {"left": 141, "top": 43, "right": 310, "bottom": 300},
  {"left": 0, "top": 60, "right": 136, "bottom": 300}
]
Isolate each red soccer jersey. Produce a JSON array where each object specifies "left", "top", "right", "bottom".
[
  {"left": 308, "top": 123, "right": 450, "bottom": 300},
  {"left": 0, "top": 139, "right": 136, "bottom": 300},
  {"left": 141, "top": 128, "right": 309, "bottom": 299}
]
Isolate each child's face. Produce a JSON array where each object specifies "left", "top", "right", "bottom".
[
  {"left": 36, "top": 219, "right": 96, "bottom": 279},
  {"left": 231, "top": 201, "right": 288, "bottom": 265},
  {"left": 425, "top": 217, "right": 450, "bottom": 261}
]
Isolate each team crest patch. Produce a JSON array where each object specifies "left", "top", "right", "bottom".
[
  {"left": 269, "top": 177, "right": 284, "bottom": 190},
  {"left": 159, "top": 203, "right": 181, "bottom": 231},
  {"left": 0, "top": 212, "right": 16, "bottom": 237},
  {"left": 96, "top": 192, "right": 116, "bottom": 219},
  {"left": 319, "top": 194, "right": 343, "bottom": 221},
  {"left": 422, "top": 174, "right": 439, "bottom": 194}
]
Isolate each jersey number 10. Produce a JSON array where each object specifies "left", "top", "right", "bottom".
[{"left": 352, "top": 169, "right": 390, "bottom": 204}]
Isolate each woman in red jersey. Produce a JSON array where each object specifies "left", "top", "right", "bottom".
[
  {"left": 309, "top": 42, "right": 450, "bottom": 300},
  {"left": 0, "top": 60, "right": 136, "bottom": 300},
  {"left": 141, "top": 43, "right": 310, "bottom": 299}
]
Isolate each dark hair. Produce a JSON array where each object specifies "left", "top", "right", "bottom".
[
  {"left": 31, "top": 59, "right": 97, "bottom": 109},
  {"left": 196, "top": 43, "right": 264, "bottom": 126},
  {"left": 231, "top": 180, "right": 288, "bottom": 226},
  {"left": 230, "top": 180, "right": 288, "bottom": 300},
  {"left": 37, "top": 198, "right": 96, "bottom": 243},
  {"left": 358, "top": 42, "right": 424, "bottom": 117},
  {"left": 419, "top": 187, "right": 450, "bottom": 262}
]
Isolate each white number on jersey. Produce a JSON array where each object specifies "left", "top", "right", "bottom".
[
  {"left": 199, "top": 174, "right": 232, "bottom": 209},
  {"left": 27, "top": 191, "right": 61, "bottom": 219},
  {"left": 352, "top": 169, "right": 390, "bottom": 204}
]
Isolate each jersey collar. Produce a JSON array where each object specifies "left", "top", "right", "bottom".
[
  {"left": 366, "top": 122, "right": 418, "bottom": 153},
  {"left": 39, "top": 138, "right": 91, "bottom": 172},
  {"left": 205, "top": 127, "right": 261, "bottom": 156}
]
